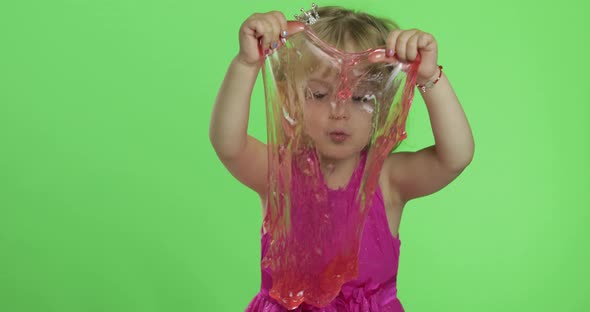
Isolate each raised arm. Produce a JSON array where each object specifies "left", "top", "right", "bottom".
[
  {"left": 382, "top": 29, "right": 475, "bottom": 202},
  {"left": 209, "top": 12, "right": 288, "bottom": 197}
]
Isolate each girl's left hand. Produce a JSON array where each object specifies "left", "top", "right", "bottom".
[{"left": 384, "top": 29, "right": 439, "bottom": 85}]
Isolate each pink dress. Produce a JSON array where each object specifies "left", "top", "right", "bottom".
[{"left": 246, "top": 155, "right": 405, "bottom": 312}]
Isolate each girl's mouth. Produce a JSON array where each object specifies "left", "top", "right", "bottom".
[{"left": 329, "top": 131, "right": 349, "bottom": 143}]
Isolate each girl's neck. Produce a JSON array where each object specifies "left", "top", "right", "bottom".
[{"left": 318, "top": 153, "right": 362, "bottom": 189}]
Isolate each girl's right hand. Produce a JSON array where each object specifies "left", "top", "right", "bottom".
[{"left": 236, "top": 11, "right": 288, "bottom": 68}]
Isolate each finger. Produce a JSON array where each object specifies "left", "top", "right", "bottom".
[
  {"left": 417, "top": 32, "right": 436, "bottom": 52},
  {"left": 367, "top": 49, "right": 397, "bottom": 64},
  {"left": 246, "top": 17, "right": 268, "bottom": 53},
  {"left": 261, "top": 14, "right": 279, "bottom": 50},
  {"left": 286, "top": 20, "right": 306, "bottom": 37},
  {"left": 260, "top": 19, "right": 274, "bottom": 50},
  {"left": 242, "top": 13, "right": 260, "bottom": 37},
  {"left": 386, "top": 29, "right": 402, "bottom": 58},
  {"left": 395, "top": 29, "right": 418, "bottom": 62},
  {"left": 406, "top": 32, "right": 421, "bottom": 62},
  {"left": 268, "top": 12, "right": 283, "bottom": 49},
  {"left": 270, "top": 11, "right": 288, "bottom": 40}
]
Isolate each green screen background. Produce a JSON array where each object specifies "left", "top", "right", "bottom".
[{"left": 1, "top": 0, "right": 588, "bottom": 311}]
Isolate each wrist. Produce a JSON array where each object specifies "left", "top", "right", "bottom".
[
  {"left": 416, "top": 65, "right": 443, "bottom": 92},
  {"left": 416, "top": 66, "right": 441, "bottom": 85},
  {"left": 233, "top": 54, "right": 262, "bottom": 71}
]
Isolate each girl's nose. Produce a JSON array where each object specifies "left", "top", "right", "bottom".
[
  {"left": 329, "top": 100, "right": 349, "bottom": 120},
  {"left": 329, "top": 85, "right": 353, "bottom": 120}
]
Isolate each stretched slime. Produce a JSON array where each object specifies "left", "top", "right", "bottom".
[{"left": 261, "top": 22, "right": 420, "bottom": 310}]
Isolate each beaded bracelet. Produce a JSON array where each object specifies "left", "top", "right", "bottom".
[{"left": 417, "top": 65, "right": 443, "bottom": 92}]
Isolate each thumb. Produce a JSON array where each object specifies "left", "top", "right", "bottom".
[{"left": 285, "top": 21, "right": 306, "bottom": 38}]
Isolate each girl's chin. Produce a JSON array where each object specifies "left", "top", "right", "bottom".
[{"left": 313, "top": 145, "right": 360, "bottom": 160}]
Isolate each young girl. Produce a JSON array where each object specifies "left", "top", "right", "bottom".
[{"left": 210, "top": 5, "right": 474, "bottom": 312}]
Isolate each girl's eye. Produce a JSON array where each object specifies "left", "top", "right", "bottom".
[
  {"left": 306, "top": 91, "right": 327, "bottom": 100},
  {"left": 313, "top": 92, "right": 327, "bottom": 99}
]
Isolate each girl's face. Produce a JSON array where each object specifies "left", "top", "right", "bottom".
[{"left": 302, "top": 73, "right": 377, "bottom": 161}]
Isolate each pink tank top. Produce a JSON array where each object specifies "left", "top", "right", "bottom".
[{"left": 246, "top": 154, "right": 404, "bottom": 312}]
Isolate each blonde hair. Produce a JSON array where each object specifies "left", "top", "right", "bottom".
[{"left": 309, "top": 6, "right": 399, "bottom": 52}]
